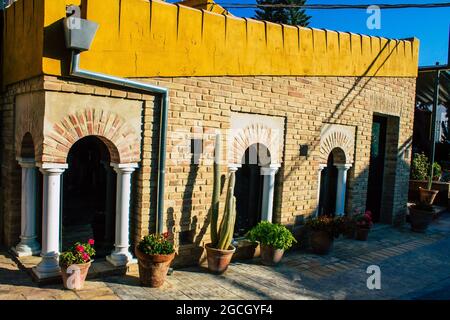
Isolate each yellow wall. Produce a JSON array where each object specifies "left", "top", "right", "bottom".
[
  {"left": 3, "top": 0, "right": 419, "bottom": 87},
  {"left": 2, "top": 0, "right": 45, "bottom": 86}
]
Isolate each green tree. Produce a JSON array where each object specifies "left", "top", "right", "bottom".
[{"left": 254, "top": 0, "right": 311, "bottom": 26}]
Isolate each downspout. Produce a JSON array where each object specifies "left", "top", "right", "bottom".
[{"left": 69, "top": 51, "right": 168, "bottom": 234}]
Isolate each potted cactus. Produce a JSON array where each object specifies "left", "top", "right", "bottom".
[{"left": 205, "top": 134, "right": 237, "bottom": 274}]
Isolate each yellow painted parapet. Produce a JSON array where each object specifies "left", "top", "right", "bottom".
[
  {"left": 2, "top": 0, "right": 419, "bottom": 87},
  {"left": 176, "top": 0, "right": 232, "bottom": 16}
]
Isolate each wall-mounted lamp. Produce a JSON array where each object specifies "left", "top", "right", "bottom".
[
  {"left": 299, "top": 144, "right": 309, "bottom": 158},
  {"left": 63, "top": 5, "right": 99, "bottom": 52}
]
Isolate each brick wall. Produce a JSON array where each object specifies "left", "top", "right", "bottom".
[{"left": 1, "top": 74, "right": 416, "bottom": 267}]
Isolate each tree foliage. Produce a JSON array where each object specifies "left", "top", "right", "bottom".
[{"left": 254, "top": 0, "right": 311, "bottom": 26}]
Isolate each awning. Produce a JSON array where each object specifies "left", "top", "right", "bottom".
[{"left": 416, "top": 65, "right": 450, "bottom": 106}]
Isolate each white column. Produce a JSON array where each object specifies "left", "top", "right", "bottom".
[
  {"left": 335, "top": 164, "right": 352, "bottom": 216},
  {"left": 107, "top": 163, "right": 138, "bottom": 267},
  {"left": 33, "top": 163, "right": 67, "bottom": 279},
  {"left": 260, "top": 164, "right": 280, "bottom": 222},
  {"left": 315, "top": 164, "right": 327, "bottom": 217},
  {"left": 13, "top": 158, "right": 40, "bottom": 257}
]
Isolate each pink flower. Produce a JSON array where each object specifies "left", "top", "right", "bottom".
[
  {"left": 162, "top": 232, "right": 170, "bottom": 239},
  {"left": 76, "top": 245, "right": 84, "bottom": 253},
  {"left": 82, "top": 253, "right": 89, "bottom": 261},
  {"left": 88, "top": 239, "right": 95, "bottom": 245}
]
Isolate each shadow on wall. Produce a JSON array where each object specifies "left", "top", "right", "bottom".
[
  {"left": 130, "top": 38, "right": 413, "bottom": 267},
  {"left": 166, "top": 156, "right": 227, "bottom": 267},
  {"left": 278, "top": 40, "right": 408, "bottom": 221}
]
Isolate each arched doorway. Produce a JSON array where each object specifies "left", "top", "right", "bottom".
[
  {"left": 318, "top": 147, "right": 350, "bottom": 216},
  {"left": 62, "top": 136, "right": 116, "bottom": 257},
  {"left": 234, "top": 143, "right": 271, "bottom": 237}
]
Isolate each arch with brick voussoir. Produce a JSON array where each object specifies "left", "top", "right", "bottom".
[
  {"left": 43, "top": 108, "right": 141, "bottom": 165},
  {"left": 319, "top": 129, "right": 354, "bottom": 166},
  {"left": 229, "top": 122, "right": 283, "bottom": 167}
]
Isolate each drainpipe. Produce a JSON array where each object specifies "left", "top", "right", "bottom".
[
  {"left": 65, "top": 10, "right": 168, "bottom": 234},
  {"left": 69, "top": 53, "right": 168, "bottom": 234}
]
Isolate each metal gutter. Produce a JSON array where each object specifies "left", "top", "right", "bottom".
[
  {"left": 419, "top": 65, "right": 450, "bottom": 72},
  {"left": 69, "top": 51, "right": 168, "bottom": 234}
]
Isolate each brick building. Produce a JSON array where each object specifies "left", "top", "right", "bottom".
[{"left": 0, "top": 0, "right": 418, "bottom": 280}]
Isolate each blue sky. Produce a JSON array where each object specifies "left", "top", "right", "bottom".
[{"left": 205, "top": 0, "right": 450, "bottom": 66}]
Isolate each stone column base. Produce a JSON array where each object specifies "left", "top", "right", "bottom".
[
  {"left": 11, "top": 241, "right": 41, "bottom": 257},
  {"left": 106, "top": 252, "right": 136, "bottom": 267}
]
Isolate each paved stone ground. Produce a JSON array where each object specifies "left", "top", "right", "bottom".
[{"left": 1, "top": 213, "right": 450, "bottom": 300}]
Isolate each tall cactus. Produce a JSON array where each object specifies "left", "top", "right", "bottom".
[
  {"left": 210, "top": 134, "right": 237, "bottom": 250},
  {"left": 210, "top": 134, "right": 221, "bottom": 247}
]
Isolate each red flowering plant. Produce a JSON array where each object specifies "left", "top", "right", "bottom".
[
  {"left": 354, "top": 211, "right": 373, "bottom": 229},
  {"left": 59, "top": 239, "right": 96, "bottom": 268},
  {"left": 137, "top": 232, "right": 175, "bottom": 256}
]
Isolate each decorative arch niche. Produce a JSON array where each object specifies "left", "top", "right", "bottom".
[
  {"left": 229, "top": 112, "right": 285, "bottom": 228},
  {"left": 317, "top": 124, "right": 356, "bottom": 217},
  {"left": 319, "top": 124, "right": 355, "bottom": 165}
]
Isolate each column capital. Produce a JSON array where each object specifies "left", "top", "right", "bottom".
[
  {"left": 16, "top": 157, "right": 36, "bottom": 168},
  {"left": 260, "top": 164, "right": 281, "bottom": 176},
  {"left": 38, "top": 163, "right": 68, "bottom": 175},
  {"left": 228, "top": 164, "right": 241, "bottom": 172},
  {"left": 335, "top": 163, "right": 352, "bottom": 171},
  {"left": 111, "top": 163, "right": 139, "bottom": 174}
]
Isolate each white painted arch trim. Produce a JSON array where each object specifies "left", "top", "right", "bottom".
[
  {"left": 319, "top": 123, "right": 356, "bottom": 164},
  {"left": 229, "top": 112, "right": 285, "bottom": 166}
]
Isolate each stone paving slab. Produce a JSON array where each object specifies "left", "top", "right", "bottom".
[{"left": 1, "top": 213, "right": 450, "bottom": 300}]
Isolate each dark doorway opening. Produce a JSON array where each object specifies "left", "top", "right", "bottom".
[
  {"left": 62, "top": 136, "right": 115, "bottom": 257},
  {"left": 318, "top": 152, "right": 338, "bottom": 216},
  {"left": 366, "top": 115, "right": 387, "bottom": 223},
  {"left": 234, "top": 144, "right": 270, "bottom": 237}
]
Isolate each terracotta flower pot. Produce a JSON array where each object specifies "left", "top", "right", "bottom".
[
  {"left": 135, "top": 246, "right": 175, "bottom": 288},
  {"left": 355, "top": 227, "right": 370, "bottom": 241},
  {"left": 409, "top": 205, "right": 433, "bottom": 233},
  {"left": 310, "top": 230, "right": 334, "bottom": 255},
  {"left": 205, "top": 243, "right": 236, "bottom": 274},
  {"left": 418, "top": 187, "right": 438, "bottom": 206},
  {"left": 343, "top": 228, "right": 356, "bottom": 239},
  {"left": 260, "top": 244, "right": 284, "bottom": 266},
  {"left": 61, "top": 261, "right": 92, "bottom": 290}
]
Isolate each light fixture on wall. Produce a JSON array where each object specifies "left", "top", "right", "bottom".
[
  {"left": 63, "top": 5, "right": 99, "bottom": 52},
  {"left": 299, "top": 144, "right": 309, "bottom": 158}
]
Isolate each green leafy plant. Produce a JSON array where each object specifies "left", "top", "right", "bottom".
[
  {"left": 246, "top": 221, "right": 297, "bottom": 250},
  {"left": 60, "top": 239, "right": 96, "bottom": 268},
  {"left": 210, "top": 134, "right": 237, "bottom": 250},
  {"left": 305, "top": 215, "right": 341, "bottom": 238},
  {"left": 411, "top": 152, "right": 442, "bottom": 189},
  {"left": 411, "top": 152, "right": 429, "bottom": 181},
  {"left": 137, "top": 233, "right": 175, "bottom": 255},
  {"left": 432, "top": 162, "right": 442, "bottom": 180}
]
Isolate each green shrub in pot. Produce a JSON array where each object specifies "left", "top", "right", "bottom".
[{"left": 246, "top": 221, "right": 297, "bottom": 266}]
